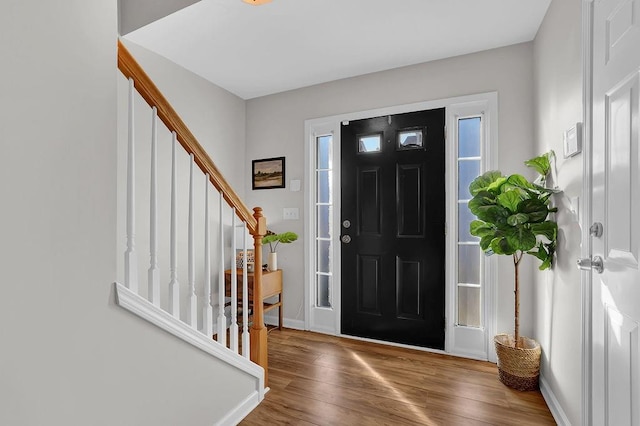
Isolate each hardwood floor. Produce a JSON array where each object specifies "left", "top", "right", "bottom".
[{"left": 241, "top": 328, "right": 555, "bottom": 426}]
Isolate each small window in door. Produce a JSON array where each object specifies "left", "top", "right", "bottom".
[
  {"left": 397, "top": 129, "right": 424, "bottom": 151},
  {"left": 358, "top": 134, "right": 382, "bottom": 153}
]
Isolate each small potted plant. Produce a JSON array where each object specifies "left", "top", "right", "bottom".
[
  {"left": 468, "top": 151, "right": 557, "bottom": 391},
  {"left": 262, "top": 230, "right": 298, "bottom": 271}
]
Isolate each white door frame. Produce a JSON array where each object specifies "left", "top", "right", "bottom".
[
  {"left": 581, "top": 1, "right": 594, "bottom": 425},
  {"left": 304, "top": 93, "right": 498, "bottom": 360}
]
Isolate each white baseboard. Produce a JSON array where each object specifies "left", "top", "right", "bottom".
[
  {"left": 540, "top": 375, "right": 571, "bottom": 426},
  {"left": 309, "top": 324, "right": 336, "bottom": 335},
  {"left": 264, "top": 315, "right": 305, "bottom": 330},
  {"left": 213, "top": 391, "right": 261, "bottom": 426}
]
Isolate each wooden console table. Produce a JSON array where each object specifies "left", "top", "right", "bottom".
[{"left": 224, "top": 269, "right": 283, "bottom": 330}]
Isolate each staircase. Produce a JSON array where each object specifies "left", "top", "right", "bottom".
[{"left": 114, "top": 40, "right": 269, "bottom": 423}]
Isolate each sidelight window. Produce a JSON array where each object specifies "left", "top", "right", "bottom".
[
  {"left": 456, "top": 117, "right": 482, "bottom": 328},
  {"left": 315, "top": 134, "right": 333, "bottom": 308}
]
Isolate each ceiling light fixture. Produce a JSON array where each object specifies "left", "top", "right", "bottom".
[{"left": 242, "top": 0, "right": 272, "bottom": 5}]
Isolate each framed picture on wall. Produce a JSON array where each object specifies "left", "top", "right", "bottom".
[{"left": 252, "top": 157, "right": 285, "bottom": 190}]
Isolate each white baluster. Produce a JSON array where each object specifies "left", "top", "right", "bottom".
[
  {"left": 187, "top": 154, "right": 197, "bottom": 328},
  {"left": 229, "top": 209, "right": 239, "bottom": 353},
  {"left": 148, "top": 106, "right": 160, "bottom": 306},
  {"left": 242, "top": 225, "right": 250, "bottom": 358},
  {"left": 125, "top": 78, "right": 138, "bottom": 292},
  {"left": 217, "top": 192, "right": 227, "bottom": 346},
  {"left": 168, "top": 132, "right": 180, "bottom": 319},
  {"left": 203, "top": 175, "right": 213, "bottom": 338}
]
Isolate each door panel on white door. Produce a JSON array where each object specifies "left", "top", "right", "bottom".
[
  {"left": 605, "top": 73, "right": 639, "bottom": 267},
  {"left": 604, "top": 305, "right": 640, "bottom": 426},
  {"left": 605, "top": 0, "right": 637, "bottom": 63},
  {"left": 592, "top": 0, "right": 640, "bottom": 424}
]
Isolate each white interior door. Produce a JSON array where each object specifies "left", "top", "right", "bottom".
[{"left": 591, "top": 0, "right": 640, "bottom": 423}]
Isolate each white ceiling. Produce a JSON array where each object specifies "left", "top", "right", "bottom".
[{"left": 124, "top": 0, "right": 552, "bottom": 100}]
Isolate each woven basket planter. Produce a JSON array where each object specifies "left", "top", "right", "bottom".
[{"left": 494, "top": 334, "right": 541, "bottom": 391}]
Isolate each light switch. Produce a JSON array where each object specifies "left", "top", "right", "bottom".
[
  {"left": 283, "top": 208, "right": 299, "bottom": 220},
  {"left": 570, "top": 196, "right": 579, "bottom": 219}
]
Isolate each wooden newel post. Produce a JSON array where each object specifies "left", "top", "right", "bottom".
[{"left": 250, "top": 207, "right": 268, "bottom": 385}]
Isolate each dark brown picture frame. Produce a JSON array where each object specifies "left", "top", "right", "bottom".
[{"left": 252, "top": 157, "right": 286, "bottom": 190}]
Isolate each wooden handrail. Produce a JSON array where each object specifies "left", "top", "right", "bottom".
[{"left": 117, "top": 40, "right": 257, "bottom": 232}]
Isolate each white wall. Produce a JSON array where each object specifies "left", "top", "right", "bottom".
[
  {"left": 245, "top": 43, "right": 537, "bottom": 338},
  {"left": 533, "top": 0, "right": 583, "bottom": 424},
  {"left": 0, "top": 2, "right": 256, "bottom": 425}
]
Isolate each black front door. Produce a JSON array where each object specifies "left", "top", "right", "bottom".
[{"left": 340, "top": 109, "right": 445, "bottom": 349}]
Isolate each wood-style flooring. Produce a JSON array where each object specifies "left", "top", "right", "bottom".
[{"left": 241, "top": 328, "right": 555, "bottom": 426}]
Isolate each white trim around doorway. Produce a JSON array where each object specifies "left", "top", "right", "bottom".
[
  {"left": 580, "top": 1, "right": 594, "bottom": 425},
  {"left": 304, "top": 92, "right": 498, "bottom": 361}
]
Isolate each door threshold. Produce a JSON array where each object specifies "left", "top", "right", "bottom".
[
  {"left": 337, "top": 332, "right": 490, "bottom": 362},
  {"left": 337, "top": 332, "right": 447, "bottom": 355}
]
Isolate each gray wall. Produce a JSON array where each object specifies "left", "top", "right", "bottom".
[
  {"left": 245, "top": 43, "right": 537, "bottom": 339},
  {"left": 0, "top": 2, "right": 256, "bottom": 425},
  {"left": 533, "top": 0, "right": 583, "bottom": 423}
]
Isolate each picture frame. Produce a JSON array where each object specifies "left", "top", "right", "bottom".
[
  {"left": 252, "top": 157, "right": 286, "bottom": 190},
  {"left": 236, "top": 249, "right": 255, "bottom": 272}
]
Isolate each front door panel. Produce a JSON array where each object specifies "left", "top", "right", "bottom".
[{"left": 341, "top": 109, "right": 445, "bottom": 349}]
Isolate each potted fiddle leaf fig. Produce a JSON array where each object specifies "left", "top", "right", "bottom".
[
  {"left": 468, "top": 151, "right": 558, "bottom": 391},
  {"left": 262, "top": 230, "right": 298, "bottom": 271}
]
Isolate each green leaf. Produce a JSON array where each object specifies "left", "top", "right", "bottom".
[
  {"left": 539, "top": 256, "right": 553, "bottom": 270},
  {"left": 531, "top": 221, "right": 557, "bottom": 241},
  {"left": 262, "top": 234, "right": 279, "bottom": 244},
  {"left": 540, "top": 242, "right": 556, "bottom": 270},
  {"left": 469, "top": 171, "right": 504, "bottom": 196},
  {"left": 262, "top": 231, "right": 298, "bottom": 247},
  {"left": 490, "top": 237, "right": 516, "bottom": 255},
  {"left": 527, "top": 241, "right": 555, "bottom": 270},
  {"left": 507, "top": 213, "right": 529, "bottom": 226},
  {"left": 480, "top": 235, "right": 495, "bottom": 251},
  {"left": 470, "top": 220, "right": 494, "bottom": 238},
  {"left": 277, "top": 231, "right": 298, "bottom": 244},
  {"left": 531, "top": 182, "right": 561, "bottom": 195},
  {"left": 506, "top": 174, "right": 535, "bottom": 190},
  {"left": 517, "top": 199, "right": 549, "bottom": 222},
  {"left": 497, "top": 190, "right": 524, "bottom": 213},
  {"left": 486, "top": 177, "right": 508, "bottom": 194},
  {"left": 505, "top": 227, "right": 537, "bottom": 251},
  {"left": 468, "top": 190, "right": 495, "bottom": 214},
  {"left": 525, "top": 152, "right": 551, "bottom": 176},
  {"left": 527, "top": 242, "right": 548, "bottom": 262},
  {"left": 483, "top": 206, "right": 511, "bottom": 225}
]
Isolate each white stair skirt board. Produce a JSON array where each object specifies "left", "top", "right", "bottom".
[
  {"left": 213, "top": 391, "right": 262, "bottom": 426},
  {"left": 539, "top": 375, "right": 571, "bottom": 426},
  {"left": 114, "top": 282, "right": 265, "bottom": 399}
]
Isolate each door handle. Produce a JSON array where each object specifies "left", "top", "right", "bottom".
[
  {"left": 341, "top": 235, "right": 352, "bottom": 244},
  {"left": 577, "top": 256, "right": 604, "bottom": 274}
]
